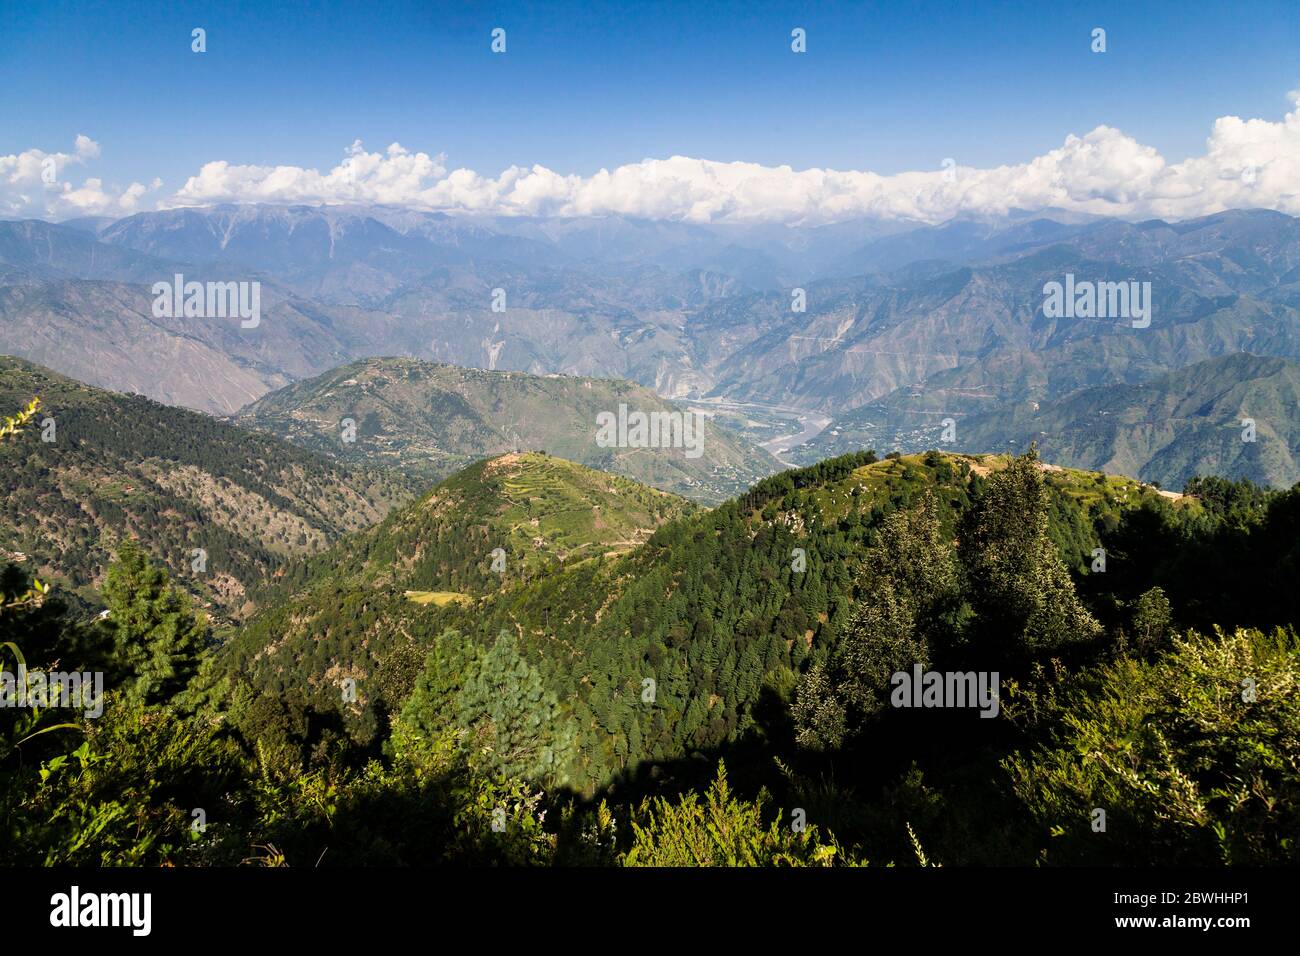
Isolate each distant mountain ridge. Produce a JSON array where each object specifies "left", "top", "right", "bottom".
[
  {"left": 797, "top": 353, "right": 1300, "bottom": 489},
  {"left": 234, "top": 357, "right": 781, "bottom": 503},
  {"left": 3, "top": 205, "right": 1300, "bottom": 476}
]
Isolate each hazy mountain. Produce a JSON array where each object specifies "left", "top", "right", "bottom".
[
  {"left": 93, "top": 206, "right": 912, "bottom": 291},
  {"left": 0, "top": 276, "right": 366, "bottom": 414},
  {"left": 697, "top": 214, "right": 1300, "bottom": 414},
  {"left": 0, "top": 210, "right": 755, "bottom": 410},
  {"left": 0, "top": 219, "right": 178, "bottom": 284},
  {"left": 96, "top": 204, "right": 569, "bottom": 301},
  {"left": 828, "top": 215, "right": 1090, "bottom": 275},
  {"left": 234, "top": 356, "right": 782, "bottom": 502},
  {"left": 7, "top": 204, "right": 1300, "bottom": 456}
]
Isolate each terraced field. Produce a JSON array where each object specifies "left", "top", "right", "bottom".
[{"left": 482, "top": 453, "right": 697, "bottom": 565}]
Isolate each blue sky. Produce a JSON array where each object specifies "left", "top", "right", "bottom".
[
  {"left": 1, "top": 1, "right": 1297, "bottom": 223},
  {"left": 3, "top": 0, "right": 1297, "bottom": 178}
]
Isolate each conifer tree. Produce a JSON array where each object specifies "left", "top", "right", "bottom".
[
  {"left": 795, "top": 495, "right": 961, "bottom": 749},
  {"left": 958, "top": 449, "right": 1101, "bottom": 660},
  {"left": 101, "top": 541, "right": 206, "bottom": 704},
  {"left": 392, "top": 629, "right": 479, "bottom": 753},
  {"left": 456, "top": 629, "right": 576, "bottom": 785}
]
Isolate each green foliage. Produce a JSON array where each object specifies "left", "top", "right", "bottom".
[
  {"left": 7, "top": 698, "right": 246, "bottom": 866},
  {"left": 247, "top": 729, "right": 558, "bottom": 866},
  {"left": 793, "top": 495, "right": 963, "bottom": 749},
  {"left": 7, "top": 419, "right": 1298, "bottom": 869},
  {"left": 959, "top": 450, "right": 1102, "bottom": 659},
  {"left": 0, "top": 396, "right": 40, "bottom": 443},
  {"left": 454, "top": 628, "right": 578, "bottom": 786},
  {"left": 0, "top": 356, "right": 415, "bottom": 619},
  {"left": 1005, "top": 627, "right": 1300, "bottom": 865},
  {"left": 0, "top": 397, "right": 50, "bottom": 618},
  {"left": 794, "top": 452, "right": 1102, "bottom": 750},
  {"left": 102, "top": 541, "right": 207, "bottom": 704},
  {"left": 1097, "top": 481, "right": 1300, "bottom": 635},
  {"left": 215, "top": 448, "right": 1188, "bottom": 793},
  {"left": 390, "top": 629, "right": 481, "bottom": 752},
  {"left": 1129, "top": 586, "right": 1173, "bottom": 655},
  {"left": 622, "top": 762, "right": 859, "bottom": 866},
  {"left": 1183, "top": 475, "right": 1274, "bottom": 525}
]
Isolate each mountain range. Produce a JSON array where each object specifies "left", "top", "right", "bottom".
[
  {"left": 2, "top": 206, "right": 1294, "bottom": 405},
  {"left": 3, "top": 203, "right": 1300, "bottom": 490}
]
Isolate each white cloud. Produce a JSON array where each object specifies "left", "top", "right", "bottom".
[
  {"left": 9, "top": 93, "right": 1300, "bottom": 225},
  {"left": 167, "top": 140, "right": 449, "bottom": 209},
  {"left": 0, "top": 136, "right": 158, "bottom": 219}
]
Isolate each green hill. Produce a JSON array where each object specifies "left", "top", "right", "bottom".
[
  {"left": 270, "top": 450, "right": 696, "bottom": 596},
  {"left": 233, "top": 357, "right": 782, "bottom": 503},
  {"left": 0, "top": 355, "right": 418, "bottom": 620},
  {"left": 217, "top": 452, "right": 694, "bottom": 736},
  {"left": 213, "top": 447, "right": 1206, "bottom": 791},
  {"left": 13, "top": 432, "right": 1298, "bottom": 867}
]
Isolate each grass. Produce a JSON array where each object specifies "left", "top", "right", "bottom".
[{"left": 404, "top": 590, "right": 474, "bottom": 607}]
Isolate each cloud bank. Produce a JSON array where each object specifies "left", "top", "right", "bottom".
[
  {"left": 0, "top": 135, "right": 160, "bottom": 220},
  {"left": 6, "top": 94, "right": 1300, "bottom": 225}
]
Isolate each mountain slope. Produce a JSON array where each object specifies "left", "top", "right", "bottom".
[
  {"left": 234, "top": 357, "right": 781, "bottom": 502},
  {"left": 216, "top": 449, "right": 1186, "bottom": 790},
  {"left": 698, "top": 239, "right": 1300, "bottom": 415},
  {"left": 11, "top": 205, "right": 1300, "bottom": 436},
  {"left": 268, "top": 451, "right": 695, "bottom": 597},
  {"left": 0, "top": 219, "right": 179, "bottom": 284},
  {"left": 957, "top": 353, "right": 1300, "bottom": 488},
  {"left": 800, "top": 354, "right": 1300, "bottom": 489},
  {"left": 218, "top": 453, "right": 695, "bottom": 731},
  {"left": 0, "top": 355, "right": 418, "bottom": 619}
]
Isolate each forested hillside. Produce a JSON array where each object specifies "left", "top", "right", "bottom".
[
  {"left": 4, "top": 388, "right": 1297, "bottom": 866},
  {"left": 0, "top": 355, "right": 418, "bottom": 620},
  {"left": 211, "top": 445, "right": 1297, "bottom": 810}
]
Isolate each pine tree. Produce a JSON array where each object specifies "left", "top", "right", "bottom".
[
  {"left": 391, "top": 629, "right": 479, "bottom": 756},
  {"left": 959, "top": 449, "right": 1101, "bottom": 660},
  {"left": 101, "top": 540, "right": 206, "bottom": 704},
  {"left": 790, "top": 659, "right": 847, "bottom": 750},
  {"left": 456, "top": 629, "right": 576, "bottom": 785},
  {"left": 795, "top": 495, "right": 961, "bottom": 749}
]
